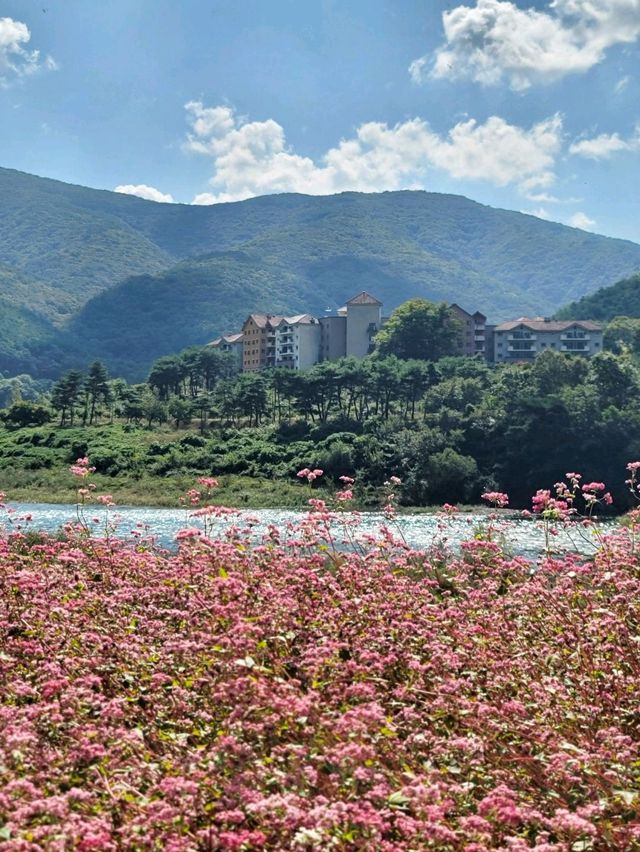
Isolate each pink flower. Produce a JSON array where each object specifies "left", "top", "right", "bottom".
[
  {"left": 175, "top": 527, "right": 203, "bottom": 540},
  {"left": 197, "top": 477, "right": 219, "bottom": 489},
  {"left": 482, "top": 491, "right": 509, "bottom": 508},
  {"left": 582, "top": 482, "right": 605, "bottom": 493}
]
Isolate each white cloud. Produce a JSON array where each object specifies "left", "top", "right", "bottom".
[
  {"left": 614, "top": 74, "right": 630, "bottom": 93},
  {"left": 523, "top": 206, "right": 553, "bottom": 220},
  {"left": 526, "top": 191, "right": 562, "bottom": 203},
  {"left": 184, "top": 101, "right": 563, "bottom": 204},
  {"left": 569, "top": 127, "right": 640, "bottom": 158},
  {"left": 569, "top": 211, "right": 596, "bottom": 229},
  {"left": 114, "top": 184, "right": 175, "bottom": 203},
  {"left": 0, "top": 16, "right": 57, "bottom": 86},
  {"left": 411, "top": 0, "right": 640, "bottom": 90}
]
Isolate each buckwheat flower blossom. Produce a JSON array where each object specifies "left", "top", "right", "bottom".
[
  {"left": 481, "top": 491, "right": 509, "bottom": 508},
  {"left": 582, "top": 482, "right": 606, "bottom": 493},
  {"left": 197, "top": 477, "right": 219, "bottom": 489},
  {"left": 175, "top": 526, "right": 203, "bottom": 540}
]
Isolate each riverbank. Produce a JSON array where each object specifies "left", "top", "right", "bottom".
[
  {"left": 0, "top": 469, "right": 316, "bottom": 509},
  {"left": 1, "top": 469, "right": 493, "bottom": 514}
]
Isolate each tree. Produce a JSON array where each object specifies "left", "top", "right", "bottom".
[
  {"left": 233, "top": 373, "right": 268, "bottom": 426},
  {"left": 50, "top": 370, "right": 84, "bottom": 426},
  {"left": 83, "top": 361, "right": 111, "bottom": 425},
  {"left": 168, "top": 397, "right": 193, "bottom": 429},
  {"left": 374, "top": 299, "right": 462, "bottom": 361},
  {"left": 604, "top": 316, "right": 640, "bottom": 355},
  {"left": 2, "top": 400, "right": 52, "bottom": 429}
]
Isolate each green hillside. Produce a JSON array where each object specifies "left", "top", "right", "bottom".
[
  {"left": 2, "top": 166, "right": 640, "bottom": 379},
  {"left": 555, "top": 272, "right": 640, "bottom": 320},
  {"left": 0, "top": 299, "right": 54, "bottom": 376},
  {"left": 0, "top": 168, "right": 173, "bottom": 312}
]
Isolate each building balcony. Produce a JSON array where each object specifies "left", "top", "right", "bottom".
[
  {"left": 506, "top": 350, "right": 535, "bottom": 359},
  {"left": 561, "top": 333, "right": 589, "bottom": 340},
  {"left": 507, "top": 344, "right": 535, "bottom": 352},
  {"left": 507, "top": 333, "right": 536, "bottom": 341}
]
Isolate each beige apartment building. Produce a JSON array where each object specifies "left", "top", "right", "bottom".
[
  {"left": 241, "top": 314, "right": 283, "bottom": 372},
  {"left": 493, "top": 319, "right": 603, "bottom": 362}
]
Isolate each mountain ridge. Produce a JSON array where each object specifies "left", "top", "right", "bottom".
[{"left": 1, "top": 166, "right": 640, "bottom": 379}]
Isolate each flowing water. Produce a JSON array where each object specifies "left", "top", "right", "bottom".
[{"left": 2, "top": 502, "right": 611, "bottom": 559}]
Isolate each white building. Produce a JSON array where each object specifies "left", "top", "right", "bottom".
[
  {"left": 493, "top": 319, "right": 603, "bottom": 362},
  {"left": 207, "top": 332, "right": 244, "bottom": 368},
  {"left": 274, "top": 314, "right": 321, "bottom": 370}
]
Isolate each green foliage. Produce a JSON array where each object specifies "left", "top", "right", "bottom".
[
  {"left": 375, "top": 299, "right": 462, "bottom": 361},
  {"left": 3, "top": 342, "right": 640, "bottom": 510},
  {"left": 603, "top": 316, "right": 640, "bottom": 354},
  {"left": 2, "top": 401, "right": 52, "bottom": 429},
  {"left": 556, "top": 271, "right": 640, "bottom": 321}
]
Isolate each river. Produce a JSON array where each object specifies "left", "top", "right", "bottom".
[{"left": 1, "top": 502, "right": 611, "bottom": 559}]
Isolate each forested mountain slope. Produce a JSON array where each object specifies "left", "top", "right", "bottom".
[
  {"left": 2, "top": 165, "right": 640, "bottom": 379},
  {"left": 556, "top": 272, "right": 640, "bottom": 320}
]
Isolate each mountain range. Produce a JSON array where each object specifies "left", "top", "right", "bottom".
[{"left": 1, "top": 165, "right": 640, "bottom": 380}]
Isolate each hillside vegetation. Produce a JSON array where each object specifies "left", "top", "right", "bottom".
[
  {"left": 2, "top": 166, "right": 640, "bottom": 378},
  {"left": 556, "top": 271, "right": 640, "bottom": 320}
]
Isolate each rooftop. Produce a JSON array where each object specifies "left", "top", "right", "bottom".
[
  {"left": 346, "top": 291, "right": 383, "bottom": 306},
  {"left": 495, "top": 318, "right": 603, "bottom": 332}
]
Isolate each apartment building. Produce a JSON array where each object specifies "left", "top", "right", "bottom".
[
  {"left": 319, "top": 291, "right": 383, "bottom": 362},
  {"left": 449, "top": 304, "right": 487, "bottom": 358},
  {"left": 241, "top": 314, "right": 283, "bottom": 372},
  {"left": 493, "top": 319, "right": 603, "bottom": 363},
  {"left": 207, "top": 332, "right": 244, "bottom": 368},
  {"left": 274, "top": 314, "right": 321, "bottom": 370}
]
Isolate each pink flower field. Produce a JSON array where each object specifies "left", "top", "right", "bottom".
[{"left": 0, "top": 489, "right": 639, "bottom": 849}]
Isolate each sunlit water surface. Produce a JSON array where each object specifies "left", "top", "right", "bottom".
[{"left": 3, "top": 503, "right": 612, "bottom": 559}]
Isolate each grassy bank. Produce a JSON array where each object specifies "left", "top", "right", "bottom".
[{"left": 1, "top": 469, "right": 317, "bottom": 509}]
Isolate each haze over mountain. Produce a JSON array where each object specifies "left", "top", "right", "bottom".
[{"left": 1, "top": 166, "right": 640, "bottom": 380}]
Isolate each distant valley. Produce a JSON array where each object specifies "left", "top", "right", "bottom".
[{"left": 1, "top": 166, "right": 640, "bottom": 380}]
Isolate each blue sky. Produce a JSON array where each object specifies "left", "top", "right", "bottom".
[{"left": 1, "top": 0, "right": 639, "bottom": 241}]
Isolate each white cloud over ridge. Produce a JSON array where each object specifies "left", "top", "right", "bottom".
[
  {"left": 411, "top": 0, "right": 640, "bottom": 90},
  {"left": 569, "top": 211, "right": 597, "bottom": 229},
  {"left": 114, "top": 184, "right": 175, "bottom": 203},
  {"left": 0, "top": 16, "right": 57, "bottom": 86},
  {"left": 184, "top": 101, "right": 563, "bottom": 204}
]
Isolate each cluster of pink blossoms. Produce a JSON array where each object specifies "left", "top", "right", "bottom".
[
  {"left": 481, "top": 491, "right": 509, "bottom": 509},
  {"left": 297, "top": 467, "right": 324, "bottom": 483},
  {"left": 0, "top": 468, "right": 639, "bottom": 848}
]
